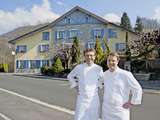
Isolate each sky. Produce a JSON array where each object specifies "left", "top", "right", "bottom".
[{"left": 1, "top": 0, "right": 160, "bottom": 35}]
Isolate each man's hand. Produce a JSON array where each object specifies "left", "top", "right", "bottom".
[{"left": 122, "top": 102, "right": 133, "bottom": 109}]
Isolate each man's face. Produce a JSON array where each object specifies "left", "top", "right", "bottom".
[
  {"left": 107, "top": 55, "right": 119, "bottom": 72},
  {"left": 84, "top": 51, "right": 95, "bottom": 65}
]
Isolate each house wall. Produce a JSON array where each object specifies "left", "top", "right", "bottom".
[
  {"left": 0, "top": 40, "right": 14, "bottom": 72},
  {"left": 15, "top": 28, "right": 52, "bottom": 73}
]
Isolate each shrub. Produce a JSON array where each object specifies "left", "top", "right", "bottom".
[
  {"left": 51, "top": 57, "right": 64, "bottom": 73},
  {"left": 0, "top": 64, "right": 8, "bottom": 72},
  {"left": 41, "top": 66, "right": 49, "bottom": 75}
]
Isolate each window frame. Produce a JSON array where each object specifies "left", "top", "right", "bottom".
[{"left": 42, "top": 32, "right": 50, "bottom": 41}]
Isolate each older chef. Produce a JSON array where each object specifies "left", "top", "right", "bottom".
[{"left": 102, "top": 52, "right": 142, "bottom": 120}]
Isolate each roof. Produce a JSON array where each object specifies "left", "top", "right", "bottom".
[
  {"left": 9, "top": 6, "right": 137, "bottom": 44},
  {"left": 48, "top": 6, "right": 137, "bottom": 33},
  {"left": 8, "top": 23, "right": 49, "bottom": 44}
]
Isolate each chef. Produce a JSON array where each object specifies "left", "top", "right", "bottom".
[
  {"left": 102, "top": 52, "right": 142, "bottom": 120},
  {"left": 67, "top": 48, "right": 103, "bottom": 120}
]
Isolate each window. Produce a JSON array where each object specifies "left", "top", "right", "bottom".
[
  {"left": 85, "top": 16, "right": 89, "bottom": 23},
  {"left": 16, "top": 45, "right": 27, "bottom": 53},
  {"left": 67, "top": 18, "right": 70, "bottom": 24},
  {"left": 115, "top": 43, "right": 126, "bottom": 53},
  {"left": 38, "top": 44, "right": 49, "bottom": 52},
  {"left": 42, "top": 60, "right": 49, "bottom": 67},
  {"left": 63, "top": 42, "right": 73, "bottom": 48},
  {"left": 17, "top": 60, "right": 28, "bottom": 69},
  {"left": 42, "top": 32, "right": 50, "bottom": 40},
  {"left": 55, "top": 30, "right": 80, "bottom": 40},
  {"left": 30, "top": 60, "right": 40, "bottom": 69},
  {"left": 87, "top": 42, "right": 95, "bottom": 48},
  {"left": 91, "top": 29, "right": 104, "bottom": 39},
  {"left": 108, "top": 29, "right": 117, "bottom": 38},
  {"left": 68, "top": 30, "right": 80, "bottom": 38},
  {"left": 56, "top": 31, "right": 66, "bottom": 39},
  {"left": 87, "top": 42, "right": 105, "bottom": 51}
]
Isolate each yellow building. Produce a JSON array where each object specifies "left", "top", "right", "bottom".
[{"left": 9, "top": 6, "right": 139, "bottom": 73}]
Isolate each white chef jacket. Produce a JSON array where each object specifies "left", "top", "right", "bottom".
[
  {"left": 67, "top": 63, "right": 103, "bottom": 120},
  {"left": 102, "top": 67, "right": 142, "bottom": 120}
]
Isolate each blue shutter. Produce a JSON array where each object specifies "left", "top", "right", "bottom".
[
  {"left": 38, "top": 45, "right": 41, "bottom": 52},
  {"left": 55, "top": 31, "right": 57, "bottom": 41},
  {"left": 16, "top": 46, "right": 19, "bottom": 53},
  {"left": 23, "top": 60, "right": 29, "bottom": 69},
  {"left": 101, "top": 29, "right": 104, "bottom": 38},
  {"left": 85, "top": 16, "right": 89, "bottom": 23},
  {"left": 85, "top": 42, "right": 89, "bottom": 49},
  {"left": 47, "top": 60, "right": 49, "bottom": 66},
  {"left": 26, "top": 60, "right": 29, "bottom": 69},
  {"left": 68, "top": 18, "right": 70, "bottom": 24},
  {"left": 36, "top": 60, "right": 41, "bottom": 68},
  {"left": 24, "top": 60, "right": 27, "bottom": 69},
  {"left": 16, "top": 60, "right": 19, "bottom": 69},
  {"left": 91, "top": 29, "right": 94, "bottom": 39},
  {"left": 115, "top": 43, "right": 119, "bottom": 52},
  {"left": 105, "top": 29, "right": 109, "bottom": 39},
  {"left": 42, "top": 60, "right": 44, "bottom": 66},
  {"left": 47, "top": 32, "right": 50, "bottom": 40},
  {"left": 24, "top": 45, "right": 27, "bottom": 52}
]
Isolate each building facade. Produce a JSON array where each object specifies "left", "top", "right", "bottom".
[
  {"left": 10, "top": 6, "right": 139, "bottom": 73},
  {"left": 0, "top": 38, "right": 15, "bottom": 72}
]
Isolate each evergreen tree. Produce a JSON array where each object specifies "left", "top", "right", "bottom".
[
  {"left": 103, "top": 38, "right": 111, "bottom": 56},
  {"left": 94, "top": 37, "right": 103, "bottom": 64},
  {"left": 134, "top": 16, "right": 143, "bottom": 33},
  {"left": 71, "top": 37, "right": 80, "bottom": 65},
  {"left": 125, "top": 32, "right": 131, "bottom": 61},
  {"left": 51, "top": 57, "right": 64, "bottom": 73},
  {"left": 120, "top": 12, "right": 132, "bottom": 30},
  {"left": 100, "top": 38, "right": 111, "bottom": 71}
]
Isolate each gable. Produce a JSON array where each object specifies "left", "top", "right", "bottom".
[
  {"left": 9, "top": 6, "right": 137, "bottom": 43},
  {"left": 54, "top": 10, "right": 104, "bottom": 26}
]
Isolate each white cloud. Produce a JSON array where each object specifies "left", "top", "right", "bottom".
[
  {"left": 103, "top": 13, "right": 121, "bottom": 23},
  {"left": 0, "top": 0, "right": 60, "bottom": 35},
  {"left": 152, "top": 7, "right": 160, "bottom": 22}
]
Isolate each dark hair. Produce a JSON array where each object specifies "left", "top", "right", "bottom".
[{"left": 83, "top": 48, "right": 96, "bottom": 56}]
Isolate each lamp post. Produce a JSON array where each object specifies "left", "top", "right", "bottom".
[{"left": 11, "top": 50, "right": 15, "bottom": 73}]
